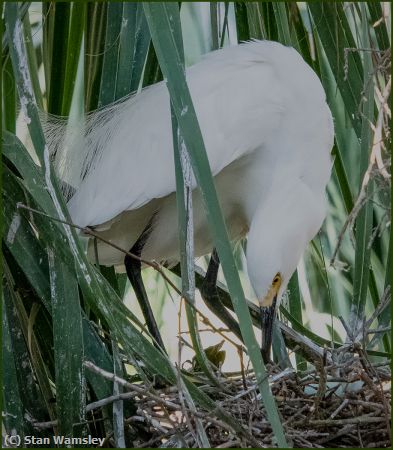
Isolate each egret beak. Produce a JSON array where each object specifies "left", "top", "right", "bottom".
[
  {"left": 259, "top": 273, "right": 281, "bottom": 363},
  {"left": 260, "top": 297, "right": 277, "bottom": 364}
]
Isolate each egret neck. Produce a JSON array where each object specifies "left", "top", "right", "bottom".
[{"left": 246, "top": 175, "right": 327, "bottom": 362}]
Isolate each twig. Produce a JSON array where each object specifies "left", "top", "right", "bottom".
[
  {"left": 174, "top": 299, "right": 200, "bottom": 447},
  {"left": 215, "top": 440, "right": 241, "bottom": 448},
  {"left": 316, "top": 424, "right": 353, "bottom": 445},
  {"left": 87, "top": 391, "right": 137, "bottom": 412},
  {"left": 329, "top": 399, "right": 349, "bottom": 419},
  {"left": 292, "top": 415, "right": 387, "bottom": 427},
  {"left": 85, "top": 360, "right": 261, "bottom": 447},
  {"left": 126, "top": 412, "right": 169, "bottom": 434},
  {"left": 365, "top": 286, "right": 391, "bottom": 330},
  {"left": 367, "top": 326, "right": 391, "bottom": 334},
  {"left": 358, "top": 348, "right": 392, "bottom": 440},
  {"left": 84, "top": 360, "right": 180, "bottom": 409}
]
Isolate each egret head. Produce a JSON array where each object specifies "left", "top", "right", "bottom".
[
  {"left": 245, "top": 185, "right": 317, "bottom": 362},
  {"left": 246, "top": 219, "right": 299, "bottom": 362},
  {"left": 260, "top": 272, "right": 282, "bottom": 308},
  {"left": 246, "top": 220, "right": 300, "bottom": 312}
]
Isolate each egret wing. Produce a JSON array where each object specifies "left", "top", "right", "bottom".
[{"left": 67, "top": 42, "right": 299, "bottom": 227}]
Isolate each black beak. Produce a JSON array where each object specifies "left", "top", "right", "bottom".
[{"left": 260, "top": 296, "right": 277, "bottom": 364}]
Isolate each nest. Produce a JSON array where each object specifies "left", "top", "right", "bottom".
[{"left": 109, "top": 347, "right": 391, "bottom": 448}]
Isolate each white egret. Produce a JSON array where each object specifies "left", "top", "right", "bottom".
[{"left": 50, "top": 40, "right": 334, "bottom": 360}]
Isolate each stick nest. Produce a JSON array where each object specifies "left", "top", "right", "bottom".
[{"left": 121, "top": 348, "right": 390, "bottom": 448}]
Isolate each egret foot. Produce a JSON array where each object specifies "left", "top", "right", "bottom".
[
  {"left": 200, "top": 249, "right": 243, "bottom": 342},
  {"left": 124, "top": 227, "right": 167, "bottom": 355}
]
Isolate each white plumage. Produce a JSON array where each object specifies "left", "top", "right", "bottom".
[{"left": 54, "top": 40, "right": 333, "bottom": 305}]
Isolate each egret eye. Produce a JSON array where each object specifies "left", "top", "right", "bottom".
[{"left": 273, "top": 274, "right": 281, "bottom": 285}]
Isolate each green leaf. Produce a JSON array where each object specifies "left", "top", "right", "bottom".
[
  {"left": 2, "top": 281, "right": 48, "bottom": 430},
  {"left": 129, "top": 4, "right": 151, "bottom": 92},
  {"left": 85, "top": 2, "right": 107, "bottom": 111},
  {"left": 372, "top": 231, "right": 392, "bottom": 350},
  {"left": 4, "top": 133, "right": 177, "bottom": 395},
  {"left": 308, "top": 3, "right": 364, "bottom": 138},
  {"left": 332, "top": 148, "right": 354, "bottom": 214},
  {"left": 244, "top": 3, "right": 265, "bottom": 40},
  {"left": 143, "top": 3, "right": 288, "bottom": 446},
  {"left": 142, "top": 40, "right": 162, "bottom": 87},
  {"left": 3, "top": 166, "right": 52, "bottom": 309},
  {"left": 210, "top": 2, "right": 219, "bottom": 50},
  {"left": 272, "top": 2, "right": 293, "bottom": 46},
  {"left": 170, "top": 7, "right": 221, "bottom": 391},
  {"left": 115, "top": 2, "right": 137, "bottom": 99},
  {"left": 2, "top": 51, "right": 17, "bottom": 132},
  {"left": 3, "top": 132, "right": 74, "bottom": 271},
  {"left": 61, "top": 3, "right": 85, "bottom": 115},
  {"left": 219, "top": 2, "right": 230, "bottom": 48},
  {"left": 312, "top": 6, "right": 385, "bottom": 346},
  {"left": 1, "top": 2, "right": 31, "bottom": 57},
  {"left": 349, "top": 4, "right": 375, "bottom": 335},
  {"left": 98, "top": 2, "right": 123, "bottom": 107},
  {"left": 48, "top": 251, "right": 86, "bottom": 439},
  {"left": 3, "top": 261, "right": 57, "bottom": 421},
  {"left": 111, "top": 342, "right": 125, "bottom": 448},
  {"left": 23, "top": 14, "right": 43, "bottom": 110},
  {"left": 367, "top": 2, "right": 390, "bottom": 51},
  {"left": 2, "top": 297, "right": 26, "bottom": 438},
  {"left": 234, "top": 2, "right": 250, "bottom": 42},
  {"left": 3, "top": 159, "right": 114, "bottom": 408},
  {"left": 287, "top": 272, "right": 306, "bottom": 370},
  {"left": 3, "top": 131, "right": 59, "bottom": 219},
  {"left": 259, "top": 2, "right": 277, "bottom": 41},
  {"left": 82, "top": 316, "right": 114, "bottom": 399},
  {"left": 45, "top": 2, "right": 71, "bottom": 115}
]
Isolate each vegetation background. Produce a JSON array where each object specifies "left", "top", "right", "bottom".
[{"left": 2, "top": 1, "right": 391, "bottom": 447}]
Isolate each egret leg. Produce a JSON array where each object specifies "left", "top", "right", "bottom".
[
  {"left": 200, "top": 249, "right": 243, "bottom": 342},
  {"left": 124, "top": 228, "right": 167, "bottom": 354}
]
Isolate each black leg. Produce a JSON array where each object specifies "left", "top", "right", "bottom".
[
  {"left": 124, "top": 226, "right": 167, "bottom": 354},
  {"left": 200, "top": 249, "right": 243, "bottom": 342}
]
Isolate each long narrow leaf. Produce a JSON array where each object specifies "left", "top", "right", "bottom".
[
  {"left": 170, "top": 5, "right": 220, "bottom": 390},
  {"left": 3, "top": 262, "right": 57, "bottom": 421},
  {"left": 98, "top": 2, "right": 123, "bottom": 107},
  {"left": 308, "top": 3, "right": 363, "bottom": 139},
  {"left": 115, "top": 2, "right": 137, "bottom": 98},
  {"left": 85, "top": 2, "right": 107, "bottom": 111},
  {"left": 2, "top": 296, "right": 27, "bottom": 439},
  {"left": 143, "top": 3, "right": 288, "bottom": 447},
  {"left": 48, "top": 251, "right": 86, "bottom": 438},
  {"left": 349, "top": 4, "right": 375, "bottom": 336},
  {"left": 61, "top": 3, "right": 85, "bottom": 115},
  {"left": 22, "top": 14, "right": 43, "bottom": 109},
  {"left": 45, "top": 2, "right": 71, "bottom": 114},
  {"left": 2, "top": 56, "right": 16, "bottom": 132}
]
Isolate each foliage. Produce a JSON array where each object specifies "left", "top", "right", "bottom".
[{"left": 2, "top": 2, "right": 391, "bottom": 447}]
